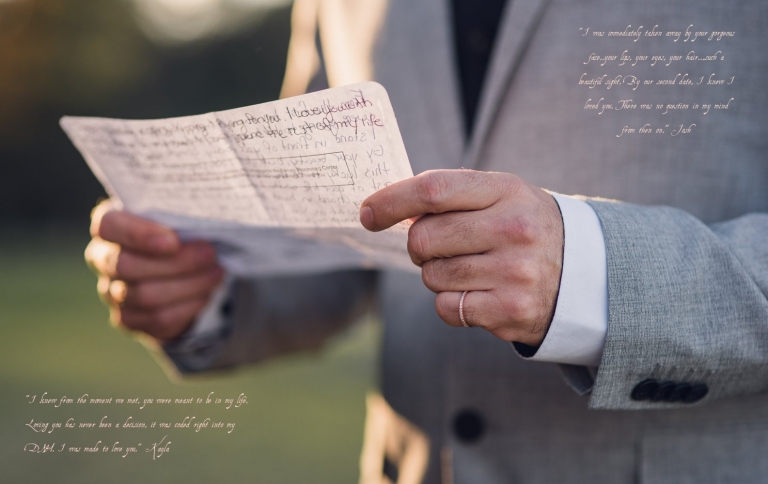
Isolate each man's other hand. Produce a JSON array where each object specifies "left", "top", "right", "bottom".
[
  {"left": 360, "top": 170, "right": 564, "bottom": 347},
  {"left": 85, "top": 200, "right": 224, "bottom": 341}
]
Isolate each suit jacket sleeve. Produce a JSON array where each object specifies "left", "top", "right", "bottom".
[
  {"left": 157, "top": 269, "right": 378, "bottom": 375},
  {"left": 583, "top": 199, "right": 768, "bottom": 409}
]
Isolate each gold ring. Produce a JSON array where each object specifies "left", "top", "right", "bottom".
[{"left": 459, "top": 291, "right": 470, "bottom": 328}]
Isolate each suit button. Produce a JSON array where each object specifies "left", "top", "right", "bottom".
[
  {"left": 651, "top": 381, "right": 676, "bottom": 402},
  {"left": 221, "top": 299, "right": 234, "bottom": 317},
  {"left": 631, "top": 379, "right": 659, "bottom": 401},
  {"left": 683, "top": 383, "right": 708, "bottom": 403},
  {"left": 453, "top": 409, "right": 485, "bottom": 444},
  {"left": 667, "top": 382, "right": 691, "bottom": 402}
]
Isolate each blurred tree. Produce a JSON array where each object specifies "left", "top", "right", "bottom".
[
  {"left": 0, "top": 0, "right": 151, "bottom": 138},
  {"left": 0, "top": 0, "right": 291, "bottom": 225}
]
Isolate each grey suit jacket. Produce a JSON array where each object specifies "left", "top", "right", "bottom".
[{"left": 163, "top": 0, "right": 768, "bottom": 482}]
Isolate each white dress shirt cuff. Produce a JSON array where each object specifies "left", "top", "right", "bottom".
[
  {"left": 185, "top": 275, "right": 233, "bottom": 338},
  {"left": 160, "top": 275, "right": 235, "bottom": 373},
  {"left": 512, "top": 193, "right": 608, "bottom": 367}
]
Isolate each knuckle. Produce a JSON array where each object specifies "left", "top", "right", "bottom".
[
  {"left": 421, "top": 260, "right": 440, "bottom": 290},
  {"left": 418, "top": 171, "right": 450, "bottom": 210},
  {"left": 108, "top": 279, "right": 128, "bottom": 306},
  {"left": 500, "top": 215, "right": 539, "bottom": 243},
  {"left": 97, "top": 277, "right": 112, "bottom": 303},
  {"left": 434, "top": 293, "right": 453, "bottom": 322},
  {"left": 509, "top": 258, "right": 539, "bottom": 285},
  {"left": 85, "top": 238, "right": 118, "bottom": 276},
  {"left": 84, "top": 239, "right": 98, "bottom": 267},
  {"left": 407, "top": 223, "right": 431, "bottom": 262}
]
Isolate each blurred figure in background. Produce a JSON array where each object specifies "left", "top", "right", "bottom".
[{"left": 86, "top": 0, "right": 768, "bottom": 483}]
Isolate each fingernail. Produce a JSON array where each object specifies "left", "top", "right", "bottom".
[
  {"left": 151, "top": 234, "right": 176, "bottom": 252},
  {"left": 360, "top": 206, "right": 374, "bottom": 230}
]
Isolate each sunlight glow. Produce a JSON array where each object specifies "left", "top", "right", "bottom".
[{"left": 131, "top": 0, "right": 291, "bottom": 44}]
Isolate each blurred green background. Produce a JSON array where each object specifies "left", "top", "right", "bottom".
[{"left": 1, "top": 1, "right": 378, "bottom": 482}]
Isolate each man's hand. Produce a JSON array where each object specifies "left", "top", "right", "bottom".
[
  {"left": 85, "top": 201, "right": 224, "bottom": 341},
  {"left": 360, "top": 170, "right": 564, "bottom": 346}
]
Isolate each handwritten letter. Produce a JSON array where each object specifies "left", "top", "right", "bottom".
[{"left": 61, "top": 82, "right": 416, "bottom": 274}]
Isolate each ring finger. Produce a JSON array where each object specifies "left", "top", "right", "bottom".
[
  {"left": 111, "top": 297, "right": 210, "bottom": 340},
  {"left": 115, "top": 267, "right": 224, "bottom": 309},
  {"left": 434, "top": 289, "right": 505, "bottom": 331},
  {"left": 421, "top": 254, "right": 498, "bottom": 293}
]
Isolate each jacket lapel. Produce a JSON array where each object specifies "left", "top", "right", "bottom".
[
  {"left": 400, "top": 0, "right": 465, "bottom": 170},
  {"left": 463, "top": 0, "right": 552, "bottom": 170}
]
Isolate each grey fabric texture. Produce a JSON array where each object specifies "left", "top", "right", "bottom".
[
  {"left": 163, "top": 270, "right": 377, "bottom": 373},
  {"left": 588, "top": 202, "right": 768, "bottom": 410},
  {"left": 161, "top": 0, "right": 768, "bottom": 482}
]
